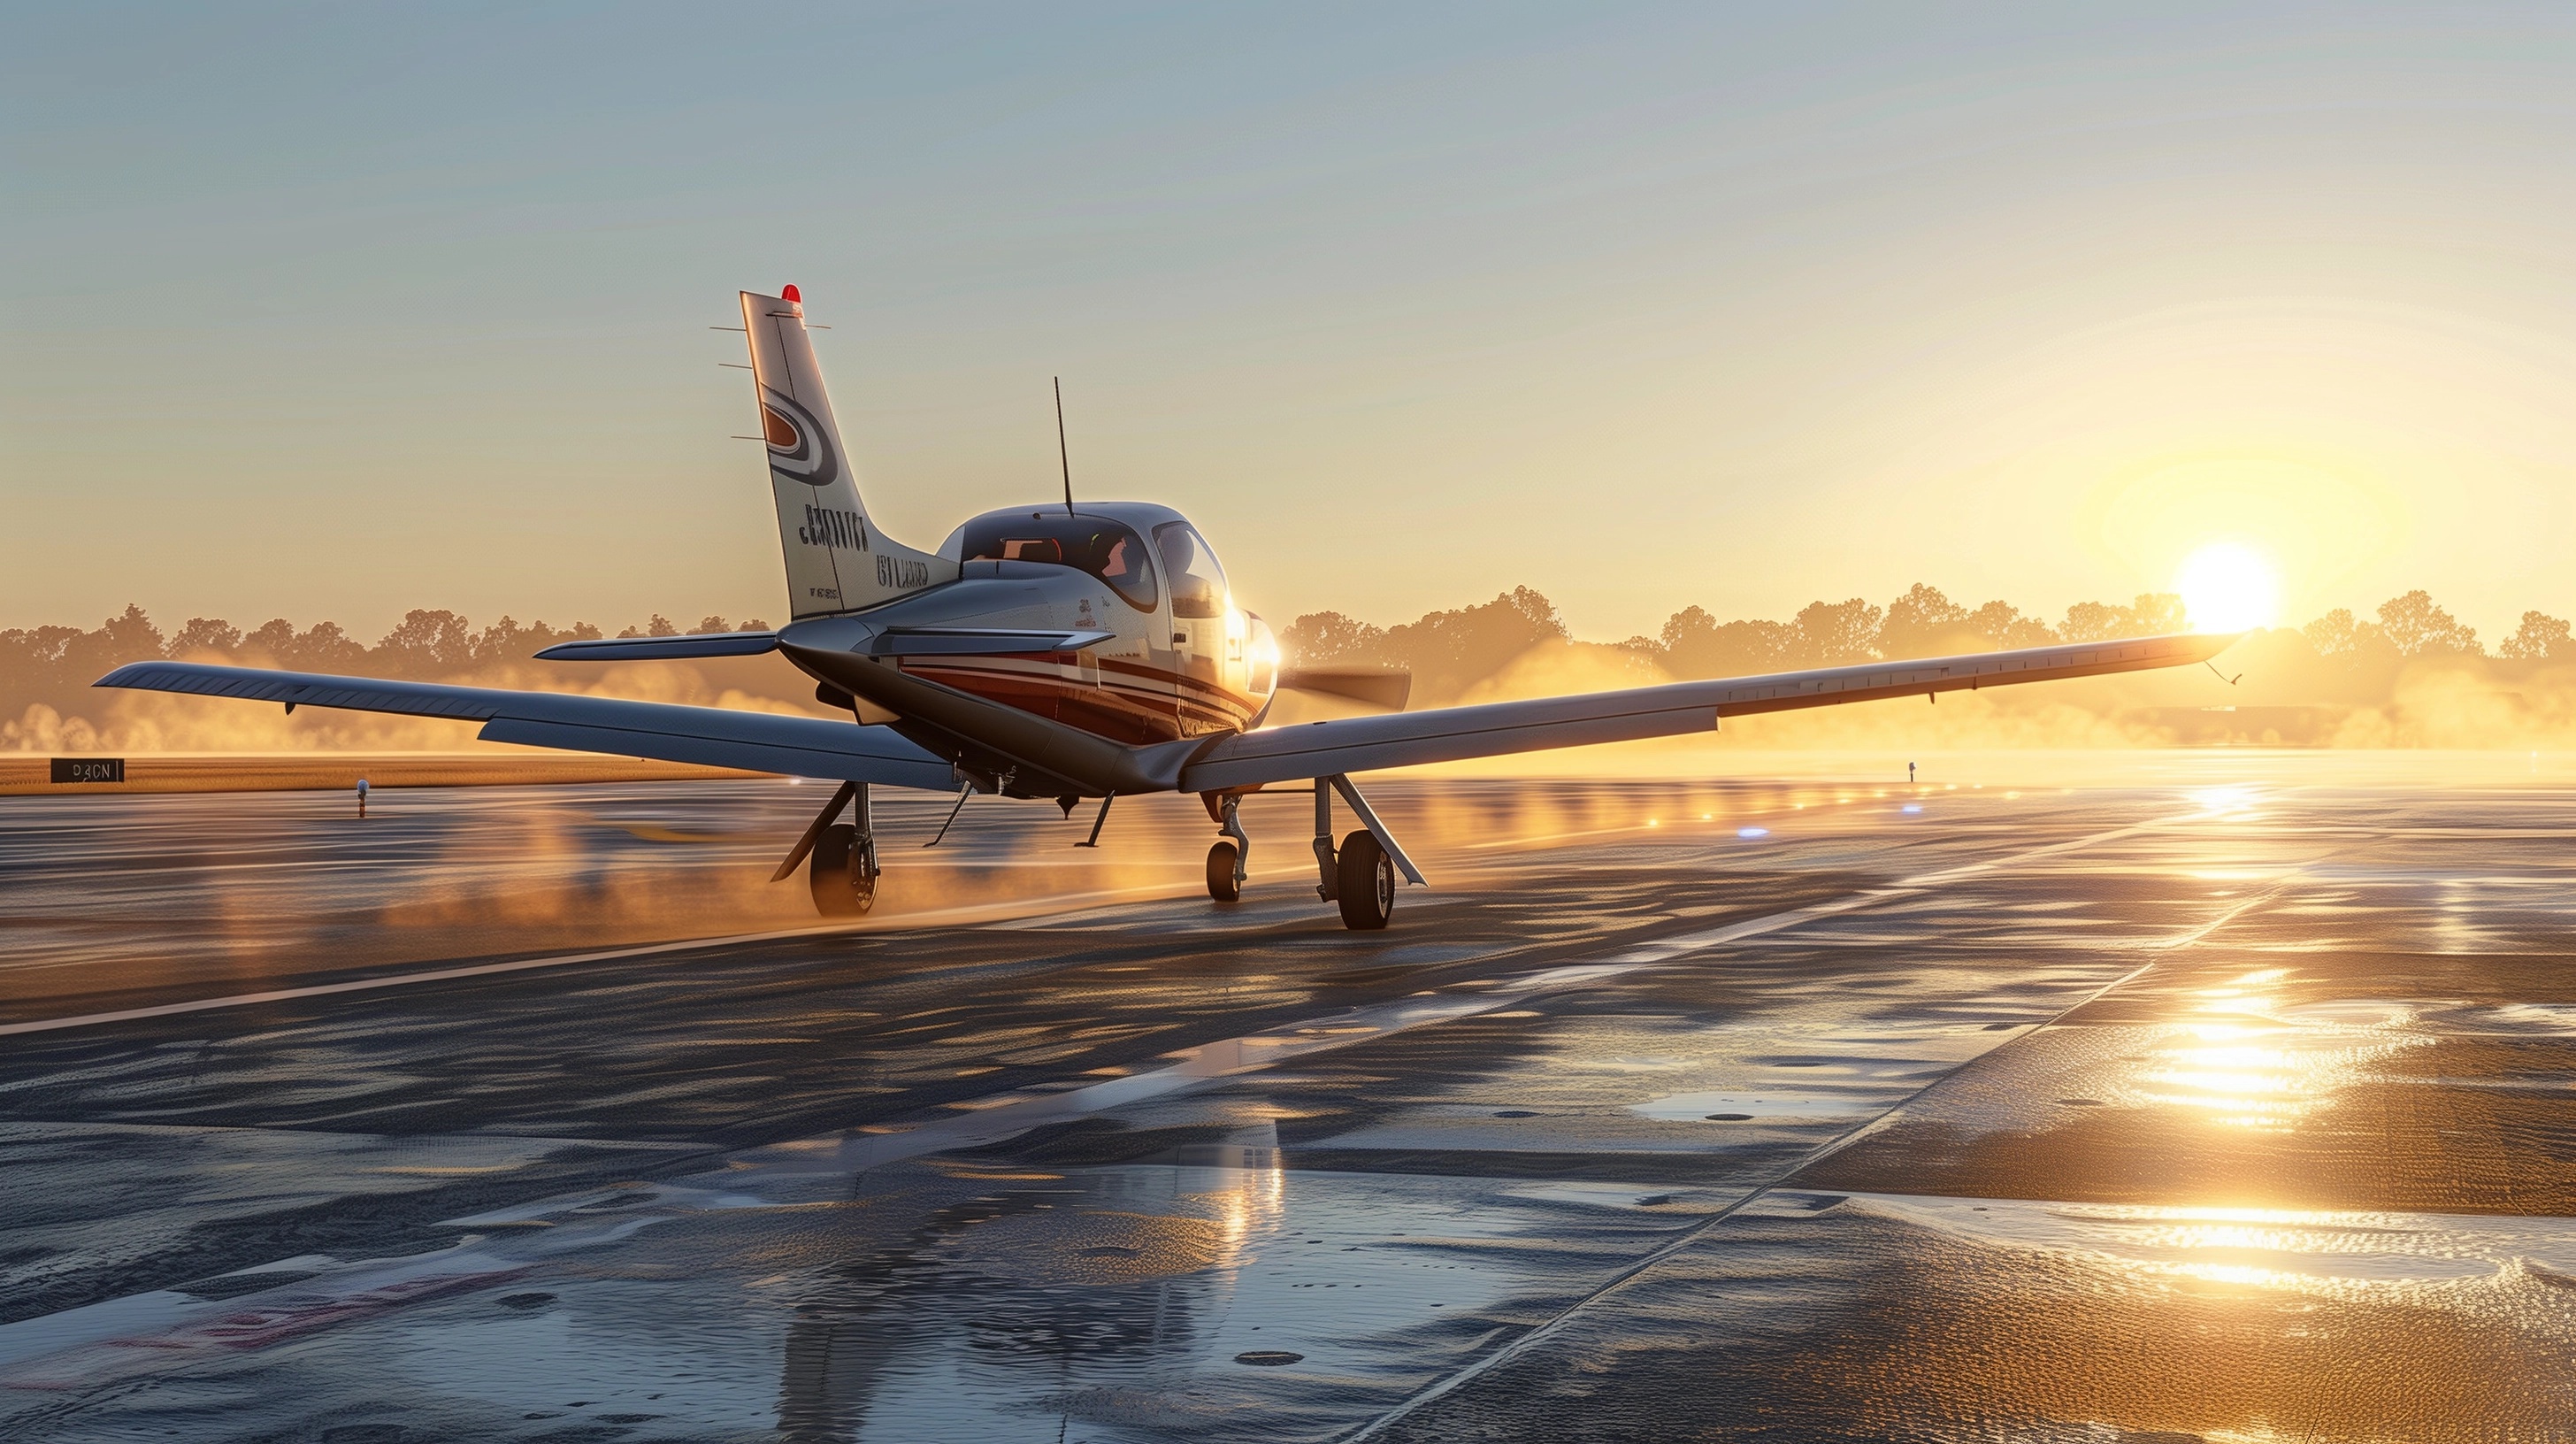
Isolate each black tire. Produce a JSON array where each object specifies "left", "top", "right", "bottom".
[
  {"left": 1206, "top": 840, "right": 1242, "bottom": 902},
  {"left": 1335, "top": 830, "right": 1395, "bottom": 930},
  {"left": 809, "top": 824, "right": 876, "bottom": 918}
]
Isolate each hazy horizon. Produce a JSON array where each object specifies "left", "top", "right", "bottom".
[{"left": 9, "top": 4, "right": 2575, "bottom": 644}]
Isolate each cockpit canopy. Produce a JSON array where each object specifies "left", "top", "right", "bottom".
[
  {"left": 949, "top": 507, "right": 1230, "bottom": 618},
  {"left": 954, "top": 511, "right": 1158, "bottom": 610}
]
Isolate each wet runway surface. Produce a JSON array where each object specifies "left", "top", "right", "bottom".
[{"left": 4, "top": 758, "right": 2575, "bottom": 1440}]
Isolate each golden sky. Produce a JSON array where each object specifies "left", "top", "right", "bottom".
[{"left": 5, "top": 5, "right": 2572, "bottom": 644}]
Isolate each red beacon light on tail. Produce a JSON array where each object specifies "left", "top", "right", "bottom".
[{"left": 781, "top": 283, "right": 801, "bottom": 303}]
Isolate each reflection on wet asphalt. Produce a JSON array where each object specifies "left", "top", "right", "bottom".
[{"left": 4, "top": 759, "right": 2575, "bottom": 1440}]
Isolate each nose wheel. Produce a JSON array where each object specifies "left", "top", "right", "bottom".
[{"left": 1205, "top": 840, "right": 1242, "bottom": 902}]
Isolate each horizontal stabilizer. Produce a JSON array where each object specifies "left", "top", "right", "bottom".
[
  {"left": 1279, "top": 665, "right": 1410, "bottom": 711},
  {"left": 867, "top": 627, "right": 1118, "bottom": 657},
  {"left": 96, "top": 662, "right": 954, "bottom": 789},
  {"left": 536, "top": 631, "right": 779, "bottom": 662}
]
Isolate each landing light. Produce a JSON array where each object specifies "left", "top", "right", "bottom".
[
  {"left": 1738, "top": 826, "right": 1769, "bottom": 839},
  {"left": 1902, "top": 804, "right": 1923, "bottom": 814}
]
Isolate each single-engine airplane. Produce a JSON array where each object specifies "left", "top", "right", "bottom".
[{"left": 102, "top": 287, "right": 2239, "bottom": 928}]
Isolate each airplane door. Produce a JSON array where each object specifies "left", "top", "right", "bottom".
[{"left": 1154, "top": 522, "right": 1234, "bottom": 735}]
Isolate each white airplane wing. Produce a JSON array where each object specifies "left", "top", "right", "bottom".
[
  {"left": 95, "top": 662, "right": 957, "bottom": 789},
  {"left": 1180, "top": 632, "right": 2238, "bottom": 792}
]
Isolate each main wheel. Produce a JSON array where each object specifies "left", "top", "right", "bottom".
[
  {"left": 809, "top": 823, "right": 877, "bottom": 918},
  {"left": 1206, "top": 840, "right": 1243, "bottom": 902},
  {"left": 1335, "top": 829, "right": 1395, "bottom": 930}
]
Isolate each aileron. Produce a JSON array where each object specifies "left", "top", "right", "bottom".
[{"left": 1184, "top": 631, "right": 2236, "bottom": 793}]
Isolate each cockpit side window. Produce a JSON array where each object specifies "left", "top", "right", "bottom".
[
  {"left": 1153, "top": 522, "right": 1228, "bottom": 619},
  {"left": 961, "top": 515, "right": 1158, "bottom": 611}
]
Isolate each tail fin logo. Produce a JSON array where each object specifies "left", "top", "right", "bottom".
[{"left": 760, "top": 389, "right": 840, "bottom": 488}]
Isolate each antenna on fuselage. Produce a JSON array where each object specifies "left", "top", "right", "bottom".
[{"left": 1054, "top": 376, "right": 1075, "bottom": 518}]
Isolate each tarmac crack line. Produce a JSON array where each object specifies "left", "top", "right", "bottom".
[{"left": 1333, "top": 828, "right": 2311, "bottom": 1444}]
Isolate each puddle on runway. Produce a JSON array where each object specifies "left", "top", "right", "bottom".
[
  {"left": 0, "top": 1122, "right": 697, "bottom": 1331},
  {"left": 0, "top": 1135, "right": 1728, "bottom": 1441},
  {"left": 1376, "top": 1188, "right": 2576, "bottom": 1441},
  {"left": 11, "top": 762, "right": 2576, "bottom": 1438},
  {"left": 1803, "top": 946, "right": 2576, "bottom": 1213}
]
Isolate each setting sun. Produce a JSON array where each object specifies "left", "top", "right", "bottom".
[{"left": 2176, "top": 542, "right": 2281, "bottom": 634}]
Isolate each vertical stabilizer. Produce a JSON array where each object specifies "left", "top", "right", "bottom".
[{"left": 741, "top": 288, "right": 955, "bottom": 618}]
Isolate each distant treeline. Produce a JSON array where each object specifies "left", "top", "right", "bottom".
[
  {"left": 1285, "top": 584, "right": 2576, "bottom": 704},
  {"left": 0, "top": 607, "right": 765, "bottom": 721},
  {"left": 6, "top": 585, "right": 2572, "bottom": 726}
]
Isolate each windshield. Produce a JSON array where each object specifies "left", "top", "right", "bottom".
[
  {"left": 1153, "top": 522, "right": 1229, "bottom": 619},
  {"left": 959, "top": 514, "right": 1157, "bottom": 611}
]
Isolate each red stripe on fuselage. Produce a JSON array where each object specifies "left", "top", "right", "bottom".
[{"left": 901, "top": 653, "right": 1262, "bottom": 743}]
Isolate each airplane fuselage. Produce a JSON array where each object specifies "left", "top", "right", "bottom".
[{"left": 776, "top": 501, "right": 1278, "bottom": 800}]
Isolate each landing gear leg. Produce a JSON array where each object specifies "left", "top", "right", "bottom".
[
  {"left": 1206, "top": 793, "right": 1247, "bottom": 903},
  {"left": 1076, "top": 794, "right": 1115, "bottom": 849},
  {"left": 1318, "top": 774, "right": 1426, "bottom": 931},
  {"left": 923, "top": 780, "right": 974, "bottom": 849},
  {"left": 853, "top": 780, "right": 879, "bottom": 895},
  {"left": 1312, "top": 781, "right": 1338, "bottom": 902}
]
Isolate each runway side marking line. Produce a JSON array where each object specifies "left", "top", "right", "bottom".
[
  {"left": 0, "top": 868, "right": 1327, "bottom": 1040},
  {"left": 0, "top": 810, "right": 2196, "bottom": 1042},
  {"left": 1334, "top": 853, "right": 2311, "bottom": 1444},
  {"left": 0, "top": 792, "right": 2228, "bottom": 1041},
  {"left": 18, "top": 792, "right": 2142, "bottom": 1041}
]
